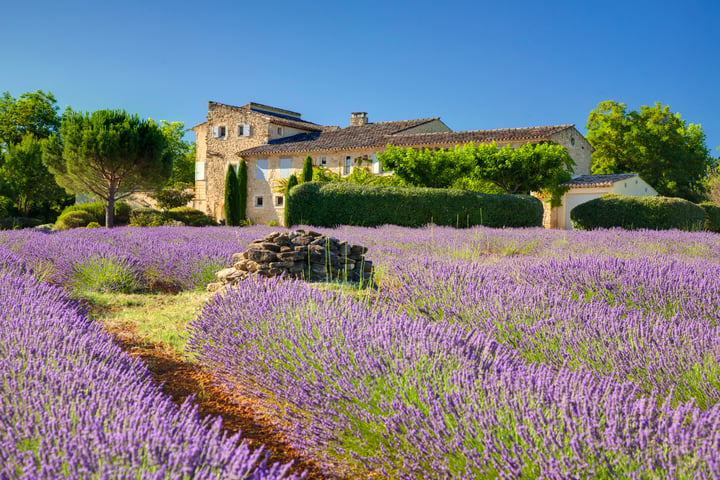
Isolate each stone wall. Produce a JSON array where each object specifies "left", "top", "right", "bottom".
[
  {"left": 207, "top": 230, "right": 375, "bottom": 292},
  {"left": 549, "top": 126, "right": 593, "bottom": 176}
]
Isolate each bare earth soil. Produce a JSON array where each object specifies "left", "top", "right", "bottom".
[{"left": 105, "top": 322, "right": 335, "bottom": 480}]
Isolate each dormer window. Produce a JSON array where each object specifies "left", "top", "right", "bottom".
[{"left": 212, "top": 126, "right": 226, "bottom": 139}]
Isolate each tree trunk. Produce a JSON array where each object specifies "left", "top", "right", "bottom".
[
  {"left": 106, "top": 181, "right": 116, "bottom": 228},
  {"left": 106, "top": 196, "right": 115, "bottom": 228}
]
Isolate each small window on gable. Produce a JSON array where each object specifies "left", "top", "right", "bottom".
[
  {"left": 255, "top": 196, "right": 264, "bottom": 207},
  {"left": 275, "top": 196, "right": 284, "bottom": 207},
  {"left": 277, "top": 127, "right": 283, "bottom": 136},
  {"left": 238, "top": 124, "right": 250, "bottom": 137},
  {"left": 212, "top": 126, "right": 226, "bottom": 139}
]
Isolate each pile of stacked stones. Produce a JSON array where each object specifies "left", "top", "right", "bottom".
[{"left": 207, "top": 230, "right": 374, "bottom": 292}]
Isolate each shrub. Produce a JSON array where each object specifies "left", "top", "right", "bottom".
[
  {"left": 55, "top": 210, "right": 96, "bottom": 230},
  {"left": 151, "top": 183, "right": 194, "bottom": 210},
  {"left": 699, "top": 202, "right": 720, "bottom": 233},
  {"left": 286, "top": 182, "right": 543, "bottom": 228},
  {"left": 284, "top": 175, "right": 300, "bottom": 227},
  {"left": 71, "top": 257, "right": 139, "bottom": 293},
  {"left": 129, "top": 208, "right": 173, "bottom": 227},
  {"left": 58, "top": 201, "right": 132, "bottom": 226},
  {"left": 570, "top": 194, "right": 707, "bottom": 231},
  {"left": 238, "top": 159, "right": 247, "bottom": 223},
  {"left": 0, "top": 216, "right": 44, "bottom": 230},
  {"left": 224, "top": 165, "right": 241, "bottom": 226},
  {"left": 114, "top": 202, "right": 132, "bottom": 225},
  {"left": 86, "top": 222, "right": 102, "bottom": 228},
  {"left": 167, "top": 207, "right": 217, "bottom": 227},
  {"left": 302, "top": 156, "right": 313, "bottom": 183}
]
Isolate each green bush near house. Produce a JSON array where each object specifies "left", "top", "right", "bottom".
[
  {"left": 699, "top": 202, "right": 720, "bottom": 233},
  {"left": 57, "top": 201, "right": 132, "bottom": 227},
  {"left": 0, "top": 216, "right": 44, "bottom": 230},
  {"left": 55, "top": 210, "right": 96, "bottom": 230},
  {"left": 570, "top": 194, "right": 707, "bottom": 231},
  {"left": 167, "top": 207, "right": 218, "bottom": 227},
  {"left": 286, "top": 182, "right": 543, "bottom": 228}
]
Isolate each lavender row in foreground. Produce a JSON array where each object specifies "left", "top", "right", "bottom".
[
  {"left": 188, "top": 276, "right": 720, "bottom": 479},
  {"left": 0, "top": 272, "right": 300, "bottom": 480}
]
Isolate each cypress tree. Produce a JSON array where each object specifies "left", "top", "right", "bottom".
[
  {"left": 302, "top": 155, "right": 313, "bottom": 183},
  {"left": 237, "top": 159, "right": 248, "bottom": 223},
  {"left": 284, "top": 174, "right": 299, "bottom": 227},
  {"left": 224, "top": 164, "right": 241, "bottom": 226}
]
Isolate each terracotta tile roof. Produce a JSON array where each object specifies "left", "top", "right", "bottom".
[
  {"left": 561, "top": 173, "right": 638, "bottom": 188},
  {"left": 239, "top": 122, "right": 575, "bottom": 156},
  {"left": 385, "top": 125, "right": 575, "bottom": 148},
  {"left": 239, "top": 118, "right": 441, "bottom": 156},
  {"left": 204, "top": 101, "right": 325, "bottom": 132}
]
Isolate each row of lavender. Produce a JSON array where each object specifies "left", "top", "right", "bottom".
[
  {"left": 0, "top": 247, "right": 300, "bottom": 478},
  {"left": 185, "top": 226, "right": 720, "bottom": 478},
  {"left": 3, "top": 226, "right": 720, "bottom": 478}
]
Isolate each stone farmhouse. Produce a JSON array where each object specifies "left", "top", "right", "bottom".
[{"left": 191, "top": 101, "right": 645, "bottom": 228}]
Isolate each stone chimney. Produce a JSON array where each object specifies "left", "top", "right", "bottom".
[{"left": 350, "top": 112, "right": 368, "bottom": 127}]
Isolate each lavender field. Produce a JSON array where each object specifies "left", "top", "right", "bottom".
[{"left": 2, "top": 225, "right": 720, "bottom": 479}]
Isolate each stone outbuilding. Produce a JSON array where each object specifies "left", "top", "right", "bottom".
[{"left": 192, "top": 101, "right": 594, "bottom": 226}]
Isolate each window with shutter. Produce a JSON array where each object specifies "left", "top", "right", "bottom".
[
  {"left": 279, "top": 158, "right": 292, "bottom": 179},
  {"left": 256, "top": 159, "right": 268, "bottom": 180},
  {"left": 195, "top": 161, "right": 205, "bottom": 181}
]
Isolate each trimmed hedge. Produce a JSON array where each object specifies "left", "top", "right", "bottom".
[
  {"left": 58, "top": 201, "right": 131, "bottom": 226},
  {"left": 55, "top": 210, "right": 96, "bottom": 230},
  {"left": 286, "top": 182, "right": 543, "bottom": 228},
  {"left": 0, "top": 217, "right": 44, "bottom": 230},
  {"left": 167, "top": 207, "right": 218, "bottom": 227},
  {"left": 570, "top": 194, "right": 706, "bottom": 231},
  {"left": 699, "top": 202, "right": 720, "bottom": 233}
]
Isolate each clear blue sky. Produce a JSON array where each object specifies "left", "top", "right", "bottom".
[{"left": 2, "top": 0, "right": 719, "bottom": 154}]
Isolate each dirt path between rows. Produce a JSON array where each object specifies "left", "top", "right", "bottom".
[{"left": 106, "top": 324, "right": 336, "bottom": 480}]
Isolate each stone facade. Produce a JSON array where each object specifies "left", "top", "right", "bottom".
[
  {"left": 191, "top": 102, "right": 323, "bottom": 220},
  {"left": 193, "top": 101, "right": 595, "bottom": 226}
]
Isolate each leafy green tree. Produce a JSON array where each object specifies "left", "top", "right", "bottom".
[
  {"left": 237, "top": 159, "right": 247, "bottom": 222},
  {"left": 469, "top": 142, "right": 574, "bottom": 206},
  {"left": 43, "top": 109, "right": 171, "bottom": 228},
  {"left": 587, "top": 101, "right": 713, "bottom": 201},
  {"left": 378, "top": 145, "right": 474, "bottom": 188},
  {"left": 224, "top": 165, "right": 241, "bottom": 226},
  {"left": 0, "top": 90, "right": 59, "bottom": 149},
  {"left": 151, "top": 183, "right": 195, "bottom": 210},
  {"left": 302, "top": 155, "right": 313, "bottom": 183},
  {"left": 151, "top": 120, "right": 196, "bottom": 185},
  {"left": 0, "top": 135, "right": 69, "bottom": 216},
  {"left": 704, "top": 162, "right": 720, "bottom": 205},
  {"left": 284, "top": 174, "right": 299, "bottom": 227}
]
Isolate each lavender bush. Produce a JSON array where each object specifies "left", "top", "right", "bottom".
[
  {"left": 0, "top": 272, "right": 300, "bottom": 479},
  {"left": 2, "top": 225, "right": 720, "bottom": 478}
]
